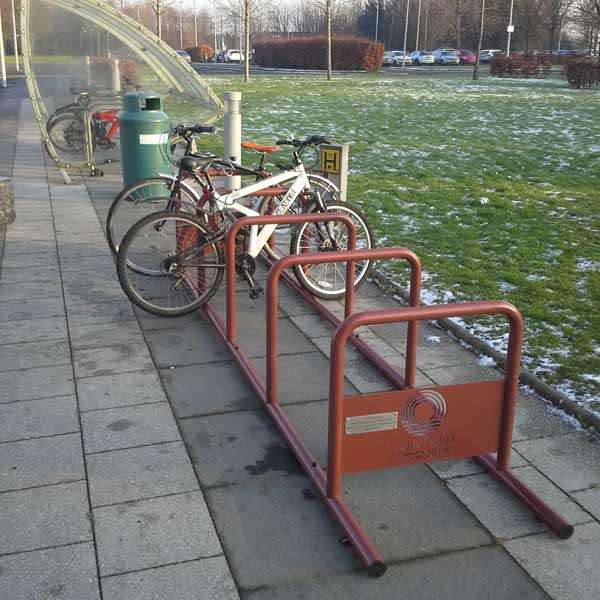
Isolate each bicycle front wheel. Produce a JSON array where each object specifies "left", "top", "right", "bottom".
[
  {"left": 107, "top": 177, "right": 201, "bottom": 256},
  {"left": 47, "top": 114, "right": 85, "bottom": 154},
  {"left": 289, "top": 203, "right": 374, "bottom": 299},
  {"left": 117, "top": 211, "right": 224, "bottom": 317}
]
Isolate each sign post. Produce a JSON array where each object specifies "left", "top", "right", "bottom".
[{"left": 319, "top": 143, "right": 349, "bottom": 202}]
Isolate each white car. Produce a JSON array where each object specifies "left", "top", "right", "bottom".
[
  {"left": 383, "top": 50, "right": 412, "bottom": 66},
  {"left": 175, "top": 50, "right": 192, "bottom": 65},
  {"left": 226, "top": 49, "right": 244, "bottom": 63},
  {"left": 411, "top": 51, "right": 435, "bottom": 65},
  {"left": 479, "top": 49, "right": 503, "bottom": 63}
]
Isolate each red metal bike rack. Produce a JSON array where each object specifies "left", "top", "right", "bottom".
[{"left": 199, "top": 215, "right": 573, "bottom": 578}]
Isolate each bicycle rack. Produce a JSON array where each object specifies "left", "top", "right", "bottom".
[{"left": 200, "top": 215, "right": 573, "bottom": 578}]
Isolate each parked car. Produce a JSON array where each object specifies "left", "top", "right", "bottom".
[
  {"left": 479, "top": 49, "right": 503, "bottom": 63},
  {"left": 216, "top": 50, "right": 227, "bottom": 63},
  {"left": 175, "top": 50, "right": 192, "bottom": 65},
  {"left": 383, "top": 50, "right": 412, "bottom": 66},
  {"left": 457, "top": 49, "right": 476, "bottom": 64},
  {"left": 411, "top": 50, "right": 435, "bottom": 65},
  {"left": 225, "top": 49, "right": 244, "bottom": 63},
  {"left": 434, "top": 50, "right": 460, "bottom": 65}
]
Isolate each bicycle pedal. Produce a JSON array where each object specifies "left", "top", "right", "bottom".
[{"left": 249, "top": 286, "right": 264, "bottom": 300}]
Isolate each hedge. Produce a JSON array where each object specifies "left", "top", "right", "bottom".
[
  {"left": 254, "top": 36, "right": 383, "bottom": 71},
  {"left": 90, "top": 57, "right": 140, "bottom": 90},
  {"left": 563, "top": 58, "right": 600, "bottom": 89},
  {"left": 185, "top": 45, "right": 214, "bottom": 62},
  {"left": 490, "top": 54, "right": 552, "bottom": 78}
]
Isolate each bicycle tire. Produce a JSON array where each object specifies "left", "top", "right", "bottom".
[
  {"left": 257, "top": 174, "right": 342, "bottom": 262},
  {"left": 46, "top": 113, "right": 86, "bottom": 154},
  {"left": 117, "top": 211, "right": 224, "bottom": 317},
  {"left": 289, "top": 203, "right": 374, "bottom": 300},
  {"left": 106, "top": 177, "right": 201, "bottom": 256}
]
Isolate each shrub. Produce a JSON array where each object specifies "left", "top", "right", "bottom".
[
  {"left": 185, "top": 45, "right": 214, "bottom": 62},
  {"left": 490, "top": 54, "right": 552, "bottom": 78},
  {"left": 563, "top": 58, "right": 600, "bottom": 89},
  {"left": 90, "top": 57, "right": 140, "bottom": 90},
  {"left": 254, "top": 36, "right": 383, "bottom": 71}
]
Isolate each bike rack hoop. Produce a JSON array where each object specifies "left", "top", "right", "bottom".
[{"left": 225, "top": 213, "right": 358, "bottom": 344}]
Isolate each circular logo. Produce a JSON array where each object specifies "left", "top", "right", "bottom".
[{"left": 400, "top": 390, "right": 447, "bottom": 437}]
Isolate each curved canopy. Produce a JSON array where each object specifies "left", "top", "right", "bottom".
[{"left": 21, "top": 0, "right": 223, "bottom": 173}]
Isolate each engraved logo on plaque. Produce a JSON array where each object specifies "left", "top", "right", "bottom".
[{"left": 400, "top": 390, "right": 447, "bottom": 437}]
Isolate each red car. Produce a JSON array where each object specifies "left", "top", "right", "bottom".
[{"left": 458, "top": 50, "right": 476, "bottom": 65}]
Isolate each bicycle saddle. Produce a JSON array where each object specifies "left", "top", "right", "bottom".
[
  {"left": 241, "top": 141, "right": 279, "bottom": 153},
  {"left": 179, "top": 156, "right": 204, "bottom": 172}
]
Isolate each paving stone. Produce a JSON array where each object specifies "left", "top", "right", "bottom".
[
  {"left": 344, "top": 357, "right": 435, "bottom": 393},
  {"left": 276, "top": 291, "right": 315, "bottom": 316},
  {"left": 0, "top": 542, "right": 100, "bottom": 600},
  {"left": 57, "top": 242, "right": 111, "bottom": 260},
  {"left": 77, "top": 370, "right": 166, "bottom": 412},
  {"left": 0, "top": 280, "right": 62, "bottom": 302},
  {"left": 101, "top": 556, "right": 239, "bottom": 600},
  {"left": 423, "top": 361, "right": 503, "bottom": 386},
  {"left": 0, "top": 481, "right": 92, "bottom": 554},
  {"left": 134, "top": 306, "right": 207, "bottom": 331},
  {"left": 251, "top": 351, "right": 357, "bottom": 405},
  {"left": 82, "top": 403, "right": 180, "bottom": 453},
  {"left": 0, "top": 264, "right": 60, "bottom": 283},
  {"left": 94, "top": 491, "right": 222, "bottom": 576},
  {"left": 180, "top": 410, "right": 300, "bottom": 488},
  {"left": 0, "top": 339, "right": 70, "bottom": 372},
  {"left": 0, "top": 250, "right": 58, "bottom": 269},
  {"left": 59, "top": 253, "right": 115, "bottom": 272},
  {"left": 505, "top": 522, "right": 600, "bottom": 600},
  {"left": 244, "top": 545, "right": 549, "bottom": 600},
  {"left": 572, "top": 487, "right": 600, "bottom": 520},
  {"left": 87, "top": 441, "right": 198, "bottom": 506},
  {"left": 62, "top": 270, "right": 123, "bottom": 306},
  {"left": 73, "top": 343, "right": 155, "bottom": 378},
  {"left": 69, "top": 321, "right": 144, "bottom": 350},
  {"left": 0, "top": 395, "right": 79, "bottom": 442},
  {"left": 0, "top": 316, "right": 67, "bottom": 345},
  {"left": 0, "top": 364, "right": 74, "bottom": 403},
  {"left": 447, "top": 466, "right": 590, "bottom": 539},
  {"left": 513, "top": 393, "right": 574, "bottom": 442},
  {"left": 514, "top": 432, "right": 600, "bottom": 492},
  {"left": 0, "top": 433, "right": 84, "bottom": 492},
  {"left": 161, "top": 361, "right": 260, "bottom": 418},
  {"left": 145, "top": 324, "right": 230, "bottom": 368},
  {"left": 0, "top": 296, "right": 64, "bottom": 322},
  {"left": 2, "top": 240, "right": 57, "bottom": 257},
  {"left": 290, "top": 314, "right": 334, "bottom": 338},
  {"left": 66, "top": 299, "right": 135, "bottom": 327},
  {"left": 205, "top": 475, "right": 358, "bottom": 589},
  {"left": 429, "top": 449, "right": 529, "bottom": 480}
]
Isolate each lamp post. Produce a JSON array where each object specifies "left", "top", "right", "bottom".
[
  {"left": 213, "top": 0, "right": 218, "bottom": 61},
  {"left": 193, "top": 0, "right": 198, "bottom": 46},
  {"left": 506, "top": 0, "right": 515, "bottom": 57},
  {"left": 375, "top": 1, "right": 379, "bottom": 43},
  {"left": 179, "top": 2, "right": 183, "bottom": 49},
  {"left": 415, "top": 0, "right": 422, "bottom": 52},
  {"left": 10, "top": 0, "right": 19, "bottom": 71},
  {"left": 0, "top": 5, "right": 7, "bottom": 88},
  {"left": 402, "top": 0, "right": 410, "bottom": 68}
]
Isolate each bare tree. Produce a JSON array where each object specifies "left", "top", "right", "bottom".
[
  {"left": 146, "top": 0, "right": 177, "bottom": 40},
  {"left": 473, "top": 0, "right": 486, "bottom": 80}
]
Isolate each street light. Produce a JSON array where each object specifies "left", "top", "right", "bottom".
[
  {"left": 179, "top": 2, "right": 183, "bottom": 49},
  {"left": 402, "top": 0, "right": 410, "bottom": 68},
  {"left": 0, "top": 5, "right": 7, "bottom": 88},
  {"left": 193, "top": 0, "right": 198, "bottom": 47},
  {"left": 415, "top": 0, "right": 422, "bottom": 52},
  {"left": 375, "top": 1, "right": 379, "bottom": 43},
  {"left": 506, "top": 0, "right": 515, "bottom": 58},
  {"left": 11, "top": 0, "right": 19, "bottom": 72}
]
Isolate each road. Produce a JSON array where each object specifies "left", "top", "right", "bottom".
[{"left": 193, "top": 62, "right": 492, "bottom": 77}]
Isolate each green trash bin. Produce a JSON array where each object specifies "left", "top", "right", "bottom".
[{"left": 118, "top": 93, "right": 172, "bottom": 187}]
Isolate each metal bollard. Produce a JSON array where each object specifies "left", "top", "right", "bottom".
[
  {"left": 223, "top": 91, "right": 241, "bottom": 190},
  {"left": 111, "top": 58, "right": 121, "bottom": 93}
]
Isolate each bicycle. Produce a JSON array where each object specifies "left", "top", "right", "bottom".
[
  {"left": 116, "top": 146, "right": 373, "bottom": 317},
  {"left": 106, "top": 133, "right": 341, "bottom": 259}
]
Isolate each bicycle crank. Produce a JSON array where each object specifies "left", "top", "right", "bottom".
[{"left": 235, "top": 253, "right": 264, "bottom": 299}]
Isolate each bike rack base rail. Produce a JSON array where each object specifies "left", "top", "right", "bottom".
[{"left": 199, "top": 214, "right": 573, "bottom": 577}]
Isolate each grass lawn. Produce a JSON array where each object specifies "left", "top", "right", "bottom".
[{"left": 199, "top": 73, "right": 599, "bottom": 416}]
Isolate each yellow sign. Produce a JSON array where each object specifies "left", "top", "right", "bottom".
[{"left": 321, "top": 147, "right": 341, "bottom": 174}]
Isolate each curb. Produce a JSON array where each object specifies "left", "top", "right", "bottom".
[{"left": 371, "top": 270, "right": 600, "bottom": 434}]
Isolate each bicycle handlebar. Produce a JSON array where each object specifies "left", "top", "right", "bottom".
[
  {"left": 172, "top": 124, "right": 216, "bottom": 136},
  {"left": 275, "top": 135, "right": 330, "bottom": 148}
]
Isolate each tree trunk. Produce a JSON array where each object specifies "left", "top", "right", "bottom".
[
  {"left": 156, "top": 0, "right": 162, "bottom": 40},
  {"left": 244, "top": 0, "right": 251, "bottom": 83},
  {"left": 326, "top": 0, "right": 332, "bottom": 81},
  {"left": 473, "top": 0, "right": 486, "bottom": 80}
]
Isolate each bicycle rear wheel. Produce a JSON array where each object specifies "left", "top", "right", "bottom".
[
  {"left": 107, "top": 177, "right": 201, "bottom": 256},
  {"left": 289, "top": 203, "right": 373, "bottom": 300},
  {"left": 117, "top": 211, "right": 224, "bottom": 317},
  {"left": 47, "top": 114, "right": 86, "bottom": 154}
]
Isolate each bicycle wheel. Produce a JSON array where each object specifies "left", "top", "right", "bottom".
[
  {"left": 107, "top": 177, "right": 201, "bottom": 256},
  {"left": 289, "top": 203, "right": 374, "bottom": 300},
  {"left": 47, "top": 113, "right": 86, "bottom": 154},
  {"left": 257, "top": 174, "right": 342, "bottom": 262},
  {"left": 117, "top": 211, "right": 224, "bottom": 317}
]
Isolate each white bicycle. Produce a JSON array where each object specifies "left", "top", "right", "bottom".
[{"left": 116, "top": 136, "right": 374, "bottom": 317}]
